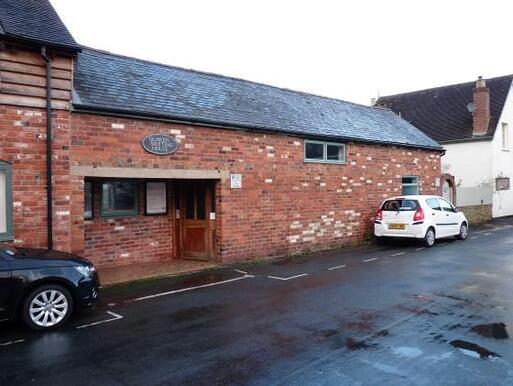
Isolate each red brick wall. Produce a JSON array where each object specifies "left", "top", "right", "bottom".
[
  {"left": 65, "top": 112, "right": 441, "bottom": 266},
  {"left": 0, "top": 106, "right": 442, "bottom": 268}
]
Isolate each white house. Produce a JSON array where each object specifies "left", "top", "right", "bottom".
[{"left": 377, "top": 75, "right": 513, "bottom": 223}]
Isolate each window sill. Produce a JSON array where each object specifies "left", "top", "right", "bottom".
[
  {"left": 0, "top": 234, "right": 14, "bottom": 242},
  {"left": 100, "top": 212, "right": 139, "bottom": 218},
  {"left": 304, "top": 159, "right": 346, "bottom": 165}
]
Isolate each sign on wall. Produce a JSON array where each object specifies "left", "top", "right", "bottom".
[
  {"left": 145, "top": 182, "right": 167, "bottom": 215},
  {"left": 141, "top": 134, "right": 178, "bottom": 155},
  {"left": 230, "top": 174, "right": 242, "bottom": 189}
]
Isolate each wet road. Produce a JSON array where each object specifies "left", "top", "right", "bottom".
[{"left": 3, "top": 219, "right": 513, "bottom": 385}]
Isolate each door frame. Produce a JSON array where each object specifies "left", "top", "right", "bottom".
[{"left": 174, "top": 180, "right": 216, "bottom": 261}]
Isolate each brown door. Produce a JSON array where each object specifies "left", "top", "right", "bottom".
[{"left": 178, "top": 181, "right": 215, "bottom": 261}]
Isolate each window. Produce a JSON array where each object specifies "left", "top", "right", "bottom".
[
  {"left": 439, "top": 198, "right": 455, "bottom": 212},
  {"left": 496, "top": 177, "right": 510, "bottom": 191},
  {"left": 84, "top": 181, "right": 93, "bottom": 220},
  {"left": 502, "top": 123, "right": 510, "bottom": 150},
  {"left": 100, "top": 180, "right": 138, "bottom": 217},
  {"left": 381, "top": 199, "right": 419, "bottom": 212},
  {"left": 0, "top": 162, "right": 13, "bottom": 241},
  {"left": 304, "top": 140, "right": 345, "bottom": 163},
  {"left": 426, "top": 198, "right": 442, "bottom": 211},
  {"left": 402, "top": 176, "right": 419, "bottom": 195}
]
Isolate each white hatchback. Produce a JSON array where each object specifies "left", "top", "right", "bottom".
[{"left": 374, "top": 195, "right": 468, "bottom": 247}]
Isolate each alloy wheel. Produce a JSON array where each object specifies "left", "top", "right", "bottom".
[{"left": 29, "top": 289, "right": 69, "bottom": 328}]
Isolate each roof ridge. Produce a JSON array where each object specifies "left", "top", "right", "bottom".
[
  {"left": 80, "top": 45, "right": 383, "bottom": 112},
  {"left": 379, "top": 74, "right": 513, "bottom": 100}
]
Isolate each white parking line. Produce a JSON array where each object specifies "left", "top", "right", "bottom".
[
  {"left": 0, "top": 339, "right": 25, "bottom": 347},
  {"left": 437, "top": 242, "right": 448, "bottom": 246},
  {"left": 470, "top": 236, "right": 478, "bottom": 240},
  {"left": 328, "top": 264, "right": 347, "bottom": 271},
  {"left": 390, "top": 252, "right": 406, "bottom": 257},
  {"left": 233, "top": 269, "right": 248, "bottom": 275},
  {"left": 134, "top": 274, "right": 254, "bottom": 301},
  {"left": 267, "top": 273, "right": 308, "bottom": 281},
  {"left": 76, "top": 311, "right": 124, "bottom": 330},
  {"left": 415, "top": 247, "right": 425, "bottom": 251},
  {"left": 362, "top": 257, "right": 378, "bottom": 263}
]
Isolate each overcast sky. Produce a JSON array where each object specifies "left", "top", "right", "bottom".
[{"left": 51, "top": 0, "right": 513, "bottom": 105}]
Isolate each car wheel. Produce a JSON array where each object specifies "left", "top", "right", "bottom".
[
  {"left": 22, "top": 284, "right": 73, "bottom": 331},
  {"left": 457, "top": 223, "right": 468, "bottom": 240},
  {"left": 424, "top": 227, "right": 436, "bottom": 248}
]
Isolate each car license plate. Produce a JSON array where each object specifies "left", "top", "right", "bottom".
[{"left": 388, "top": 223, "right": 405, "bottom": 230}]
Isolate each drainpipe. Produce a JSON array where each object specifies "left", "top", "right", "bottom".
[{"left": 41, "top": 46, "right": 53, "bottom": 250}]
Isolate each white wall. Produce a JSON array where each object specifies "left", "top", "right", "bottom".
[
  {"left": 491, "top": 83, "right": 513, "bottom": 217},
  {"left": 442, "top": 140, "right": 493, "bottom": 207}
]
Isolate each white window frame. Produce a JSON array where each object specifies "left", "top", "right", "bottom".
[
  {"left": 304, "top": 140, "right": 346, "bottom": 164},
  {"left": 0, "top": 162, "right": 13, "bottom": 241},
  {"left": 502, "top": 122, "right": 510, "bottom": 151},
  {"left": 401, "top": 176, "right": 419, "bottom": 195}
]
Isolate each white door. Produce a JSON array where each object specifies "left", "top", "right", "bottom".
[
  {"left": 425, "top": 198, "right": 447, "bottom": 237},
  {"left": 439, "top": 198, "right": 459, "bottom": 236}
]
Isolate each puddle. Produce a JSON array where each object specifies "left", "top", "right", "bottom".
[
  {"left": 392, "top": 346, "right": 423, "bottom": 358},
  {"left": 345, "top": 337, "right": 375, "bottom": 350},
  {"left": 321, "top": 329, "right": 339, "bottom": 338},
  {"left": 450, "top": 340, "right": 500, "bottom": 359},
  {"left": 471, "top": 323, "right": 513, "bottom": 339}
]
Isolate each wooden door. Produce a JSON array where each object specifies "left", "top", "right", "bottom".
[{"left": 179, "top": 181, "right": 215, "bottom": 261}]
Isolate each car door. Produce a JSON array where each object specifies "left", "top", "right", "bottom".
[
  {"left": 0, "top": 256, "right": 11, "bottom": 319},
  {"left": 425, "top": 198, "right": 447, "bottom": 237},
  {"left": 439, "top": 198, "right": 460, "bottom": 236}
]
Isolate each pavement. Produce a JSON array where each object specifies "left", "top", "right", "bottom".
[{"left": 2, "top": 218, "right": 513, "bottom": 385}]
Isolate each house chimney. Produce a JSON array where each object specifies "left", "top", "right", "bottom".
[{"left": 473, "top": 76, "right": 490, "bottom": 136}]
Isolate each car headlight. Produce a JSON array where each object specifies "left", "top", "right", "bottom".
[{"left": 74, "top": 265, "right": 96, "bottom": 278}]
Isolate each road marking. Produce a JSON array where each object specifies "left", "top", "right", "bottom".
[
  {"left": 134, "top": 274, "right": 254, "bottom": 301},
  {"left": 328, "top": 264, "right": 347, "bottom": 271},
  {"left": 484, "top": 232, "right": 492, "bottom": 236},
  {"left": 362, "top": 257, "right": 378, "bottom": 263},
  {"left": 76, "top": 311, "right": 124, "bottom": 329},
  {"left": 390, "top": 252, "right": 406, "bottom": 257},
  {"left": 0, "top": 339, "right": 24, "bottom": 347},
  {"left": 267, "top": 273, "right": 308, "bottom": 281},
  {"left": 415, "top": 247, "right": 425, "bottom": 251},
  {"left": 233, "top": 269, "right": 249, "bottom": 275},
  {"left": 470, "top": 236, "right": 478, "bottom": 240}
]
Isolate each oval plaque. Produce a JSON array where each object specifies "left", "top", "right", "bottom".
[{"left": 141, "top": 134, "right": 178, "bottom": 155}]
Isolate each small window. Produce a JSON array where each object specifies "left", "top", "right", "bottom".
[
  {"left": 304, "top": 140, "right": 345, "bottom": 163},
  {"left": 84, "top": 181, "right": 93, "bottom": 220},
  {"left": 402, "top": 176, "right": 419, "bottom": 195},
  {"left": 100, "top": 180, "right": 138, "bottom": 217},
  {"left": 0, "top": 162, "right": 13, "bottom": 241},
  {"left": 426, "top": 198, "right": 442, "bottom": 211},
  {"left": 496, "top": 177, "right": 510, "bottom": 191},
  {"left": 305, "top": 141, "right": 324, "bottom": 160},
  {"left": 502, "top": 123, "right": 510, "bottom": 150}
]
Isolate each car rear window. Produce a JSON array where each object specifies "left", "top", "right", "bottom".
[{"left": 381, "top": 199, "right": 420, "bottom": 211}]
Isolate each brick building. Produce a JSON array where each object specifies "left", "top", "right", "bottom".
[{"left": 0, "top": 1, "right": 443, "bottom": 268}]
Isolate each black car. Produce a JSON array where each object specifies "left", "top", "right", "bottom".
[{"left": 0, "top": 246, "right": 100, "bottom": 331}]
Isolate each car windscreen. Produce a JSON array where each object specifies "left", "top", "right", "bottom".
[{"left": 381, "top": 199, "right": 420, "bottom": 212}]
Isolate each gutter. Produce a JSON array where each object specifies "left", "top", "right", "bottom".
[
  {"left": 41, "top": 46, "right": 53, "bottom": 250},
  {"left": 71, "top": 103, "right": 444, "bottom": 153}
]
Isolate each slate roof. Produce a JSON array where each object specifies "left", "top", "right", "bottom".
[
  {"left": 73, "top": 48, "right": 442, "bottom": 151},
  {"left": 0, "top": 0, "right": 80, "bottom": 52},
  {"left": 377, "top": 75, "right": 513, "bottom": 143}
]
